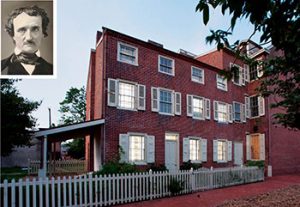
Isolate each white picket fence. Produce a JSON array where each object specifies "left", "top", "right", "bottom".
[
  {"left": 1, "top": 166, "right": 264, "bottom": 207},
  {"left": 28, "top": 160, "right": 87, "bottom": 175}
]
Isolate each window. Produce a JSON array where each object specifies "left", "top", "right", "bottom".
[
  {"left": 213, "top": 139, "right": 232, "bottom": 163},
  {"left": 117, "top": 42, "right": 138, "bottom": 65},
  {"left": 159, "top": 89, "right": 172, "bottom": 114},
  {"left": 191, "top": 66, "right": 204, "bottom": 84},
  {"left": 151, "top": 87, "right": 181, "bottom": 115},
  {"left": 248, "top": 96, "right": 265, "bottom": 118},
  {"left": 159, "top": 55, "right": 174, "bottom": 75},
  {"left": 217, "top": 140, "right": 227, "bottom": 162},
  {"left": 246, "top": 134, "right": 265, "bottom": 160},
  {"left": 107, "top": 78, "right": 146, "bottom": 111},
  {"left": 118, "top": 82, "right": 135, "bottom": 109},
  {"left": 214, "top": 101, "right": 229, "bottom": 123},
  {"left": 119, "top": 133, "right": 155, "bottom": 164},
  {"left": 249, "top": 64, "right": 258, "bottom": 81},
  {"left": 189, "top": 139, "right": 201, "bottom": 161},
  {"left": 216, "top": 74, "right": 228, "bottom": 91},
  {"left": 183, "top": 137, "right": 207, "bottom": 163},
  {"left": 230, "top": 63, "right": 245, "bottom": 86},
  {"left": 250, "top": 96, "right": 259, "bottom": 117},
  {"left": 129, "top": 135, "right": 145, "bottom": 162},
  {"left": 187, "top": 95, "right": 210, "bottom": 120},
  {"left": 233, "top": 102, "right": 241, "bottom": 122}
]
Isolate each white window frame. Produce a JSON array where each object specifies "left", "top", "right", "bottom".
[
  {"left": 230, "top": 63, "right": 245, "bottom": 86},
  {"left": 191, "top": 66, "right": 205, "bottom": 84},
  {"left": 107, "top": 78, "right": 146, "bottom": 111},
  {"left": 158, "top": 55, "right": 175, "bottom": 76},
  {"left": 213, "top": 139, "right": 232, "bottom": 163},
  {"left": 246, "top": 134, "right": 265, "bottom": 161},
  {"left": 183, "top": 137, "right": 207, "bottom": 163},
  {"left": 158, "top": 88, "right": 174, "bottom": 116},
  {"left": 216, "top": 74, "right": 228, "bottom": 91},
  {"left": 189, "top": 137, "right": 202, "bottom": 163},
  {"left": 249, "top": 95, "right": 265, "bottom": 118},
  {"left": 117, "top": 42, "right": 138, "bottom": 66},
  {"left": 233, "top": 101, "right": 242, "bottom": 122},
  {"left": 217, "top": 140, "right": 227, "bottom": 163},
  {"left": 119, "top": 133, "right": 155, "bottom": 165},
  {"left": 214, "top": 101, "right": 230, "bottom": 123}
]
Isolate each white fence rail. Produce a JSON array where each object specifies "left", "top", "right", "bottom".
[
  {"left": 28, "top": 160, "right": 87, "bottom": 175},
  {"left": 1, "top": 166, "right": 264, "bottom": 207}
]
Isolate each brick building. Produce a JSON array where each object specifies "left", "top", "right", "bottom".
[{"left": 85, "top": 27, "right": 300, "bottom": 175}]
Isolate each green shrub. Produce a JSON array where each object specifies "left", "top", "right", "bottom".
[
  {"left": 180, "top": 160, "right": 202, "bottom": 170},
  {"left": 147, "top": 163, "right": 168, "bottom": 172},
  {"left": 93, "top": 161, "right": 139, "bottom": 176},
  {"left": 246, "top": 160, "right": 265, "bottom": 169},
  {"left": 168, "top": 178, "right": 184, "bottom": 196}
]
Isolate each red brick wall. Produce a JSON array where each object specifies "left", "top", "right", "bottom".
[
  {"left": 101, "top": 33, "right": 250, "bottom": 168},
  {"left": 197, "top": 50, "right": 224, "bottom": 70}
]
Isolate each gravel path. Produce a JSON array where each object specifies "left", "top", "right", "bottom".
[{"left": 218, "top": 185, "right": 300, "bottom": 207}]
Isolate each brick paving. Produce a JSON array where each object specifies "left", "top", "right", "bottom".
[{"left": 115, "top": 174, "right": 300, "bottom": 207}]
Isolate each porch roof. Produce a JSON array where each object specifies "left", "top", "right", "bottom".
[{"left": 33, "top": 119, "right": 105, "bottom": 142}]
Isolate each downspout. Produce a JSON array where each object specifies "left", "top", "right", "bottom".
[
  {"left": 102, "top": 29, "right": 107, "bottom": 164},
  {"left": 268, "top": 95, "right": 272, "bottom": 176}
]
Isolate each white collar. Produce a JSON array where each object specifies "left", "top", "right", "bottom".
[{"left": 14, "top": 48, "right": 41, "bottom": 57}]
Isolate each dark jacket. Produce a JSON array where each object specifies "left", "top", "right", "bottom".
[{"left": 1, "top": 54, "right": 53, "bottom": 75}]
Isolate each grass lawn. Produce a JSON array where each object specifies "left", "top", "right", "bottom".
[{"left": 1, "top": 167, "right": 28, "bottom": 182}]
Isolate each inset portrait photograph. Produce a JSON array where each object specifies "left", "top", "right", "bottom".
[{"left": 1, "top": 0, "right": 55, "bottom": 78}]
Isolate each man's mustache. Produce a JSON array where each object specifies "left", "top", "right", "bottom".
[{"left": 24, "top": 40, "right": 36, "bottom": 45}]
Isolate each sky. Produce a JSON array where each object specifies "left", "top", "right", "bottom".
[{"left": 15, "top": 0, "right": 262, "bottom": 128}]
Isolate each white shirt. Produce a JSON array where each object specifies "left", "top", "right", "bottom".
[{"left": 14, "top": 48, "right": 41, "bottom": 75}]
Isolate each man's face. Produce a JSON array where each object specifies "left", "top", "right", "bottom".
[{"left": 13, "top": 12, "right": 43, "bottom": 54}]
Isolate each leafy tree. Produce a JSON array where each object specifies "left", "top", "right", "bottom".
[
  {"left": 1, "top": 79, "right": 40, "bottom": 156},
  {"left": 59, "top": 86, "right": 86, "bottom": 124},
  {"left": 59, "top": 86, "right": 86, "bottom": 158},
  {"left": 196, "top": 0, "right": 300, "bottom": 129}
]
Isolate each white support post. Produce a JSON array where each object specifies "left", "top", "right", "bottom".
[{"left": 38, "top": 135, "right": 48, "bottom": 178}]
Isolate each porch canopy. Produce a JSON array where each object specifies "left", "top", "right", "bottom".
[{"left": 33, "top": 119, "right": 105, "bottom": 177}]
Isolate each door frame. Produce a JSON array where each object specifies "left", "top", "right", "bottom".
[{"left": 165, "top": 132, "right": 179, "bottom": 171}]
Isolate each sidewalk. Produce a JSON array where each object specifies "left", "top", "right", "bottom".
[{"left": 116, "top": 174, "right": 300, "bottom": 207}]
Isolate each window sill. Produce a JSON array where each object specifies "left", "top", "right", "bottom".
[
  {"left": 158, "top": 112, "right": 175, "bottom": 116},
  {"left": 191, "top": 79, "right": 205, "bottom": 85},
  {"left": 158, "top": 70, "right": 175, "bottom": 76},
  {"left": 117, "top": 59, "right": 138, "bottom": 66},
  {"left": 116, "top": 106, "right": 138, "bottom": 112}
]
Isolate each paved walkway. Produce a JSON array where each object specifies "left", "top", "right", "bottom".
[{"left": 116, "top": 174, "right": 300, "bottom": 207}]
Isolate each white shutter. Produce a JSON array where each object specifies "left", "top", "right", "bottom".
[
  {"left": 228, "top": 104, "right": 233, "bottom": 123},
  {"left": 137, "top": 84, "right": 146, "bottom": 110},
  {"left": 241, "top": 104, "right": 246, "bottom": 122},
  {"left": 245, "top": 97, "right": 250, "bottom": 118},
  {"left": 240, "top": 67, "right": 245, "bottom": 86},
  {"left": 205, "top": 98, "right": 210, "bottom": 119},
  {"left": 119, "top": 134, "right": 129, "bottom": 163},
  {"left": 227, "top": 141, "right": 232, "bottom": 161},
  {"left": 151, "top": 87, "right": 158, "bottom": 112},
  {"left": 187, "top": 95, "right": 193, "bottom": 117},
  {"left": 171, "top": 92, "right": 175, "bottom": 114},
  {"left": 201, "top": 139, "right": 207, "bottom": 162},
  {"left": 246, "top": 135, "right": 251, "bottom": 160},
  {"left": 146, "top": 135, "right": 155, "bottom": 163},
  {"left": 108, "top": 78, "right": 118, "bottom": 106},
  {"left": 213, "top": 140, "right": 218, "bottom": 162},
  {"left": 244, "top": 65, "right": 250, "bottom": 82},
  {"left": 257, "top": 65, "right": 264, "bottom": 78},
  {"left": 259, "top": 134, "right": 265, "bottom": 160},
  {"left": 174, "top": 92, "right": 181, "bottom": 115},
  {"left": 183, "top": 138, "right": 190, "bottom": 162},
  {"left": 258, "top": 96, "right": 265, "bottom": 116},
  {"left": 213, "top": 101, "right": 218, "bottom": 121}
]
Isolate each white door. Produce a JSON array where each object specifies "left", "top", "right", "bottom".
[
  {"left": 234, "top": 142, "right": 243, "bottom": 165},
  {"left": 165, "top": 133, "right": 178, "bottom": 171}
]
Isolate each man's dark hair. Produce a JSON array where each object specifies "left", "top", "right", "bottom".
[{"left": 5, "top": 5, "right": 50, "bottom": 37}]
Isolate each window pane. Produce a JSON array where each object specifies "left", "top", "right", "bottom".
[
  {"left": 217, "top": 141, "right": 226, "bottom": 161},
  {"left": 189, "top": 139, "right": 200, "bottom": 161},
  {"left": 250, "top": 96, "right": 259, "bottom": 117},
  {"left": 234, "top": 103, "right": 241, "bottom": 121},
  {"left": 118, "top": 82, "right": 135, "bottom": 109},
  {"left": 119, "top": 44, "right": 137, "bottom": 64},
  {"left": 192, "top": 67, "right": 203, "bottom": 82},
  {"left": 218, "top": 103, "right": 227, "bottom": 122},
  {"left": 192, "top": 97, "right": 204, "bottom": 118},
  {"left": 129, "top": 135, "right": 145, "bottom": 162},
  {"left": 217, "top": 74, "right": 227, "bottom": 90},
  {"left": 160, "top": 57, "right": 173, "bottom": 74},
  {"left": 159, "top": 90, "right": 172, "bottom": 113}
]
